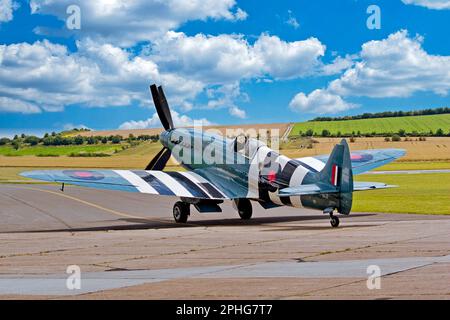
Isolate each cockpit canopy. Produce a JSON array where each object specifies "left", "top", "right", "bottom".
[{"left": 232, "top": 134, "right": 265, "bottom": 159}]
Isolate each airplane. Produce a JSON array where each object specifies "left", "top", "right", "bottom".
[{"left": 21, "top": 84, "right": 406, "bottom": 228}]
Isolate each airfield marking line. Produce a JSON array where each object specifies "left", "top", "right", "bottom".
[
  {"left": 5, "top": 185, "right": 208, "bottom": 228},
  {"left": 8, "top": 185, "right": 156, "bottom": 221},
  {"left": 0, "top": 190, "right": 74, "bottom": 230}
]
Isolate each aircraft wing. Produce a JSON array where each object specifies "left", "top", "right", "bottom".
[
  {"left": 296, "top": 148, "right": 406, "bottom": 175},
  {"left": 20, "top": 169, "right": 229, "bottom": 200}
]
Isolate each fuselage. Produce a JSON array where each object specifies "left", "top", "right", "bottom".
[{"left": 159, "top": 128, "right": 343, "bottom": 212}]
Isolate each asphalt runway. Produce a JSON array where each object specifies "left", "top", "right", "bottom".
[{"left": 0, "top": 184, "right": 449, "bottom": 299}]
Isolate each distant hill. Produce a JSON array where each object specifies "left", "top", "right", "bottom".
[
  {"left": 311, "top": 107, "right": 449, "bottom": 122},
  {"left": 291, "top": 113, "right": 450, "bottom": 137}
]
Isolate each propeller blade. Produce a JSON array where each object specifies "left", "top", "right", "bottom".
[
  {"left": 150, "top": 84, "right": 173, "bottom": 130},
  {"left": 145, "top": 147, "right": 172, "bottom": 171},
  {"left": 157, "top": 85, "right": 173, "bottom": 128}
]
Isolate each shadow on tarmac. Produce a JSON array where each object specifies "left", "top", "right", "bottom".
[{"left": 5, "top": 213, "right": 376, "bottom": 233}]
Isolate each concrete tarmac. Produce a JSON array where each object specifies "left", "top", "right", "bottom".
[{"left": 0, "top": 184, "right": 449, "bottom": 299}]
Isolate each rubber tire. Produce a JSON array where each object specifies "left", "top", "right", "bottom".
[
  {"left": 330, "top": 215, "right": 340, "bottom": 228},
  {"left": 237, "top": 199, "right": 253, "bottom": 220},
  {"left": 173, "top": 201, "right": 189, "bottom": 223}
]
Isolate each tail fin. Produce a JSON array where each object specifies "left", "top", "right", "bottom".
[
  {"left": 319, "top": 139, "right": 353, "bottom": 192},
  {"left": 319, "top": 139, "right": 353, "bottom": 214}
]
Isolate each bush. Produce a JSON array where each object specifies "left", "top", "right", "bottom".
[
  {"left": 0, "top": 137, "right": 11, "bottom": 145},
  {"left": 74, "top": 135, "right": 84, "bottom": 145},
  {"left": 111, "top": 135, "right": 122, "bottom": 144},
  {"left": 384, "top": 137, "right": 390, "bottom": 142},
  {"left": 392, "top": 134, "right": 401, "bottom": 142},
  {"left": 24, "top": 135, "right": 40, "bottom": 146},
  {"left": 87, "top": 136, "right": 97, "bottom": 145},
  {"left": 69, "top": 152, "right": 111, "bottom": 157},
  {"left": 321, "top": 129, "right": 331, "bottom": 137},
  {"left": 435, "top": 128, "right": 444, "bottom": 136},
  {"left": 349, "top": 137, "right": 356, "bottom": 143},
  {"left": 36, "top": 154, "right": 59, "bottom": 157}
]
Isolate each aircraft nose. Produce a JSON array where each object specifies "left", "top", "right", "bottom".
[{"left": 159, "top": 130, "right": 170, "bottom": 148}]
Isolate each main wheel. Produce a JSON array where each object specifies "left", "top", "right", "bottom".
[
  {"left": 236, "top": 199, "right": 252, "bottom": 220},
  {"left": 173, "top": 201, "right": 190, "bottom": 223},
  {"left": 330, "top": 215, "right": 340, "bottom": 228}
]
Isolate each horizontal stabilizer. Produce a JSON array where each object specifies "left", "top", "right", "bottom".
[
  {"left": 279, "top": 181, "right": 396, "bottom": 196},
  {"left": 353, "top": 181, "right": 397, "bottom": 191},
  {"left": 279, "top": 184, "right": 338, "bottom": 196},
  {"left": 303, "top": 148, "right": 406, "bottom": 175}
]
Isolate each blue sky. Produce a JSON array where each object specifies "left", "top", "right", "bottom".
[{"left": 0, "top": 0, "right": 449, "bottom": 137}]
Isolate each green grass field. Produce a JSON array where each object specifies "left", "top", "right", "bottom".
[
  {"left": 291, "top": 113, "right": 450, "bottom": 136},
  {"left": 0, "top": 144, "right": 124, "bottom": 156},
  {"left": 374, "top": 161, "right": 450, "bottom": 171},
  {"left": 353, "top": 173, "right": 450, "bottom": 214}
]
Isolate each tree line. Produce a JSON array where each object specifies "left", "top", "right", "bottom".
[
  {"left": 0, "top": 132, "right": 160, "bottom": 149},
  {"left": 310, "top": 107, "right": 449, "bottom": 122},
  {"left": 298, "top": 128, "right": 450, "bottom": 138}
]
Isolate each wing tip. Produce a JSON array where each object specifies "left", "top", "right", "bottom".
[{"left": 20, "top": 170, "right": 53, "bottom": 182}]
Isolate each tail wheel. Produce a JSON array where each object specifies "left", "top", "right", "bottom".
[
  {"left": 330, "top": 215, "right": 340, "bottom": 228},
  {"left": 236, "top": 199, "right": 252, "bottom": 220},
  {"left": 173, "top": 201, "right": 190, "bottom": 223}
]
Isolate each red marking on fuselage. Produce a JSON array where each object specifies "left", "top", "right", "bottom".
[
  {"left": 331, "top": 165, "right": 339, "bottom": 186},
  {"left": 268, "top": 170, "right": 277, "bottom": 183}
]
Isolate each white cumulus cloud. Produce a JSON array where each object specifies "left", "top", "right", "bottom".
[
  {"left": 0, "top": 97, "right": 41, "bottom": 114},
  {"left": 151, "top": 31, "right": 325, "bottom": 83},
  {"left": 229, "top": 106, "right": 246, "bottom": 118},
  {"left": 402, "top": 0, "right": 450, "bottom": 10},
  {"left": 30, "top": 0, "right": 248, "bottom": 46},
  {"left": 289, "top": 89, "right": 357, "bottom": 114},
  {"left": 329, "top": 30, "right": 450, "bottom": 98},
  {"left": 119, "top": 110, "right": 213, "bottom": 129},
  {"left": 0, "top": 39, "right": 204, "bottom": 112},
  {"left": 0, "top": 30, "right": 328, "bottom": 118},
  {"left": 0, "top": 0, "right": 18, "bottom": 23}
]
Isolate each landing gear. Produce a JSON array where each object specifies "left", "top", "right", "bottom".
[
  {"left": 324, "top": 207, "right": 340, "bottom": 228},
  {"left": 235, "top": 199, "right": 253, "bottom": 220},
  {"left": 330, "top": 215, "right": 340, "bottom": 228},
  {"left": 173, "top": 201, "right": 190, "bottom": 223}
]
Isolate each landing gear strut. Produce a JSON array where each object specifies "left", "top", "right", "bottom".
[
  {"left": 173, "top": 201, "right": 190, "bottom": 223},
  {"left": 324, "top": 208, "right": 340, "bottom": 228}
]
